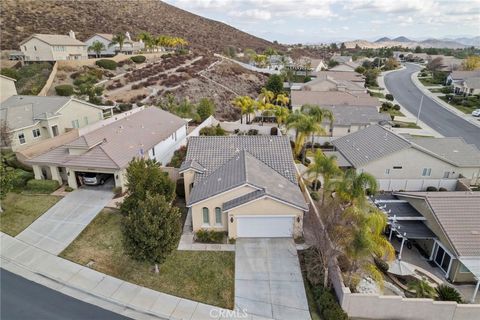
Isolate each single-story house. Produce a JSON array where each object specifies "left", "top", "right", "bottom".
[
  {"left": 447, "top": 71, "right": 480, "bottom": 96},
  {"left": 331, "top": 124, "right": 480, "bottom": 190},
  {"left": 19, "top": 31, "right": 87, "bottom": 61},
  {"left": 329, "top": 57, "right": 360, "bottom": 72},
  {"left": 311, "top": 71, "right": 365, "bottom": 84},
  {"left": 295, "top": 75, "right": 367, "bottom": 94},
  {"left": 0, "top": 95, "right": 113, "bottom": 151},
  {"left": 331, "top": 55, "right": 353, "bottom": 64},
  {"left": 428, "top": 55, "right": 464, "bottom": 72},
  {"left": 179, "top": 136, "right": 308, "bottom": 239},
  {"left": 84, "top": 32, "right": 144, "bottom": 57},
  {"left": 291, "top": 90, "right": 379, "bottom": 111},
  {"left": 0, "top": 75, "right": 17, "bottom": 102},
  {"left": 447, "top": 71, "right": 480, "bottom": 85},
  {"left": 27, "top": 107, "right": 187, "bottom": 191},
  {"left": 394, "top": 192, "right": 479, "bottom": 287}
]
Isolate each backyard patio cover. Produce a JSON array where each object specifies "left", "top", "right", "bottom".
[
  {"left": 394, "top": 220, "right": 436, "bottom": 240},
  {"left": 459, "top": 257, "right": 480, "bottom": 302}
]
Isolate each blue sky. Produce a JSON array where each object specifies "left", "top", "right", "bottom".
[{"left": 164, "top": 0, "right": 480, "bottom": 44}]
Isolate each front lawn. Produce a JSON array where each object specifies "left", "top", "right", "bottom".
[
  {"left": 381, "top": 109, "right": 404, "bottom": 118},
  {"left": 392, "top": 120, "right": 421, "bottom": 129},
  {"left": 0, "top": 193, "right": 61, "bottom": 236},
  {"left": 60, "top": 209, "right": 235, "bottom": 309},
  {"left": 439, "top": 95, "right": 480, "bottom": 114}
]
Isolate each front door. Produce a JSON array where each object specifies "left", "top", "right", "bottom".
[{"left": 51, "top": 125, "right": 59, "bottom": 137}]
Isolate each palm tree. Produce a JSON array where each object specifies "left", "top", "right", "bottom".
[
  {"left": 273, "top": 105, "right": 290, "bottom": 128},
  {"left": 88, "top": 41, "right": 106, "bottom": 58},
  {"left": 137, "top": 32, "right": 153, "bottom": 52},
  {"left": 232, "top": 96, "right": 254, "bottom": 124},
  {"left": 286, "top": 114, "right": 321, "bottom": 162},
  {"left": 307, "top": 151, "right": 342, "bottom": 205},
  {"left": 301, "top": 104, "right": 334, "bottom": 150},
  {"left": 275, "top": 93, "right": 289, "bottom": 107},
  {"left": 408, "top": 278, "right": 436, "bottom": 298},
  {"left": 109, "top": 33, "right": 126, "bottom": 53},
  {"left": 336, "top": 169, "right": 378, "bottom": 209},
  {"left": 259, "top": 88, "right": 274, "bottom": 104}
]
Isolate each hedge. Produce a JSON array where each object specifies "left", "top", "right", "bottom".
[
  {"left": 314, "top": 286, "right": 349, "bottom": 320},
  {"left": 55, "top": 84, "right": 74, "bottom": 96},
  {"left": 130, "top": 55, "right": 146, "bottom": 64},
  {"left": 26, "top": 179, "right": 60, "bottom": 193},
  {"left": 11, "top": 169, "right": 34, "bottom": 188},
  {"left": 195, "top": 229, "right": 226, "bottom": 244},
  {"left": 95, "top": 59, "right": 117, "bottom": 70}
]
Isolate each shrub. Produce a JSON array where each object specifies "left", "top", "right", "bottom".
[
  {"left": 95, "top": 59, "right": 117, "bottom": 70},
  {"left": 64, "top": 186, "right": 74, "bottom": 192},
  {"left": 118, "top": 103, "right": 133, "bottom": 112},
  {"left": 130, "top": 56, "right": 147, "bottom": 63},
  {"left": 310, "top": 191, "right": 320, "bottom": 201},
  {"left": 26, "top": 179, "right": 59, "bottom": 193},
  {"left": 385, "top": 93, "right": 394, "bottom": 101},
  {"left": 441, "top": 86, "right": 453, "bottom": 94},
  {"left": 439, "top": 187, "right": 448, "bottom": 191},
  {"left": 426, "top": 186, "right": 438, "bottom": 191},
  {"left": 381, "top": 101, "right": 394, "bottom": 110},
  {"left": 247, "top": 129, "right": 258, "bottom": 135},
  {"left": 435, "top": 285, "right": 463, "bottom": 303},
  {"left": 314, "top": 287, "right": 348, "bottom": 320},
  {"left": 3, "top": 152, "right": 32, "bottom": 172},
  {"left": 1, "top": 67, "right": 19, "bottom": 80},
  {"left": 167, "top": 146, "right": 187, "bottom": 168},
  {"left": 112, "top": 186, "right": 123, "bottom": 198},
  {"left": 270, "top": 127, "right": 278, "bottom": 135},
  {"left": 393, "top": 104, "right": 401, "bottom": 111},
  {"left": 199, "top": 125, "right": 226, "bottom": 136},
  {"left": 175, "top": 179, "right": 185, "bottom": 198},
  {"left": 195, "top": 229, "right": 226, "bottom": 244},
  {"left": 55, "top": 84, "right": 74, "bottom": 96},
  {"left": 11, "top": 169, "right": 34, "bottom": 188},
  {"left": 374, "top": 257, "right": 389, "bottom": 273}
]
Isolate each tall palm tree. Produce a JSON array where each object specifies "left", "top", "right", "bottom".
[
  {"left": 336, "top": 168, "right": 378, "bottom": 209},
  {"left": 301, "top": 104, "right": 334, "bottom": 149},
  {"left": 273, "top": 105, "right": 290, "bottom": 128},
  {"left": 109, "top": 33, "right": 126, "bottom": 53},
  {"left": 286, "top": 114, "right": 321, "bottom": 162},
  {"left": 259, "top": 88, "right": 274, "bottom": 104},
  {"left": 232, "top": 96, "right": 254, "bottom": 124},
  {"left": 88, "top": 41, "right": 106, "bottom": 58},
  {"left": 137, "top": 32, "right": 153, "bottom": 52},
  {"left": 307, "top": 151, "right": 342, "bottom": 204},
  {"left": 275, "top": 93, "right": 289, "bottom": 107}
]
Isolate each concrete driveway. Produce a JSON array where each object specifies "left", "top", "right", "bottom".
[
  {"left": 235, "top": 238, "right": 310, "bottom": 320},
  {"left": 16, "top": 187, "right": 113, "bottom": 255}
]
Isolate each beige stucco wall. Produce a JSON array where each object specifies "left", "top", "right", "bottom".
[
  {"left": 191, "top": 185, "right": 256, "bottom": 233},
  {"left": 0, "top": 76, "right": 17, "bottom": 102},
  {"left": 21, "top": 38, "right": 87, "bottom": 61},
  {"left": 10, "top": 123, "right": 50, "bottom": 151},
  {"left": 183, "top": 170, "right": 195, "bottom": 201},
  {"left": 226, "top": 197, "right": 304, "bottom": 239},
  {"left": 360, "top": 147, "right": 480, "bottom": 181}
]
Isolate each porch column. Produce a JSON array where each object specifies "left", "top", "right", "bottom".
[
  {"left": 66, "top": 168, "right": 78, "bottom": 189},
  {"left": 471, "top": 280, "right": 479, "bottom": 304},
  {"left": 446, "top": 257, "right": 454, "bottom": 279},
  {"left": 49, "top": 166, "right": 63, "bottom": 186},
  {"left": 32, "top": 165, "right": 44, "bottom": 180}
]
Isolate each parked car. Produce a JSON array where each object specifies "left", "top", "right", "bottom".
[
  {"left": 82, "top": 172, "right": 111, "bottom": 185},
  {"left": 472, "top": 109, "right": 480, "bottom": 117}
]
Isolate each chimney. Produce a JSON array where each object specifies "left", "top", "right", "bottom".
[
  {"left": 125, "top": 31, "right": 131, "bottom": 41},
  {"left": 69, "top": 30, "right": 76, "bottom": 39}
]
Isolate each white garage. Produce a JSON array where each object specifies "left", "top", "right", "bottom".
[{"left": 236, "top": 215, "right": 294, "bottom": 238}]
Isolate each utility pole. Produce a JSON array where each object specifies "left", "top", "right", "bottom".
[{"left": 416, "top": 95, "right": 424, "bottom": 125}]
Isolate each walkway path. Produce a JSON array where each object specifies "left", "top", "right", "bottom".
[
  {"left": 1, "top": 233, "right": 248, "bottom": 320},
  {"left": 16, "top": 187, "right": 113, "bottom": 255},
  {"left": 235, "top": 238, "right": 310, "bottom": 320}
]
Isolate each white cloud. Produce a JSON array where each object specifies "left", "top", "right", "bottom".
[{"left": 229, "top": 9, "right": 272, "bottom": 21}]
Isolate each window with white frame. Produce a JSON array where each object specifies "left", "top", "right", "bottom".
[
  {"left": 215, "top": 207, "right": 222, "bottom": 225},
  {"left": 18, "top": 133, "right": 26, "bottom": 144},
  {"left": 422, "top": 168, "right": 432, "bottom": 177},
  {"left": 32, "top": 128, "right": 41, "bottom": 138},
  {"left": 202, "top": 207, "right": 210, "bottom": 224},
  {"left": 71, "top": 119, "right": 80, "bottom": 128}
]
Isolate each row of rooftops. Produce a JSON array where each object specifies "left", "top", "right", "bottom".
[{"left": 19, "top": 31, "right": 140, "bottom": 48}]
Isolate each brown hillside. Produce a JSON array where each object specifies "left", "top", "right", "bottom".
[{"left": 0, "top": 0, "right": 279, "bottom": 53}]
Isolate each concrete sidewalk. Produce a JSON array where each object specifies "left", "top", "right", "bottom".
[
  {"left": 1, "top": 233, "right": 263, "bottom": 320},
  {"left": 16, "top": 187, "right": 113, "bottom": 255}
]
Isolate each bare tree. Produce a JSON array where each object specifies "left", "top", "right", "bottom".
[
  {"left": 0, "top": 120, "right": 12, "bottom": 148},
  {"left": 427, "top": 57, "right": 444, "bottom": 72}
]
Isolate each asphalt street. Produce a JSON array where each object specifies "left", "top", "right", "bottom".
[
  {"left": 0, "top": 268, "right": 130, "bottom": 320},
  {"left": 384, "top": 63, "right": 480, "bottom": 148}
]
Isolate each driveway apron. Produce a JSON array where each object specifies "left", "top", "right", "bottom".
[
  {"left": 235, "top": 238, "right": 311, "bottom": 320},
  {"left": 16, "top": 187, "right": 113, "bottom": 255}
]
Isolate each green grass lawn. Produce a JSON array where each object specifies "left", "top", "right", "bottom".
[
  {"left": 368, "top": 90, "right": 385, "bottom": 99},
  {"left": 419, "top": 78, "right": 442, "bottom": 87},
  {"left": 381, "top": 109, "right": 404, "bottom": 118},
  {"left": 439, "top": 96, "right": 479, "bottom": 114},
  {"left": 0, "top": 193, "right": 61, "bottom": 236},
  {"left": 60, "top": 209, "right": 235, "bottom": 309},
  {"left": 393, "top": 121, "right": 421, "bottom": 129}
]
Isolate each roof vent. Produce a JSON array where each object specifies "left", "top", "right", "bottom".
[
  {"left": 453, "top": 150, "right": 459, "bottom": 153},
  {"left": 217, "top": 178, "right": 222, "bottom": 182}
]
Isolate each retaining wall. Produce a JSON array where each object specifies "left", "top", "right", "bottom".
[{"left": 37, "top": 62, "right": 58, "bottom": 96}]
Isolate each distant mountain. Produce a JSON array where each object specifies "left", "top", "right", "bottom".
[
  {"left": 420, "top": 38, "right": 470, "bottom": 49},
  {"left": 392, "top": 36, "right": 413, "bottom": 42},
  {"left": 451, "top": 36, "right": 480, "bottom": 47},
  {"left": 0, "top": 0, "right": 280, "bottom": 53},
  {"left": 375, "top": 37, "right": 391, "bottom": 43}
]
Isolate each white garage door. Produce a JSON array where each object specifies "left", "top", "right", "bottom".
[{"left": 237, "top": 216, "right": 294, "bottom": 238}]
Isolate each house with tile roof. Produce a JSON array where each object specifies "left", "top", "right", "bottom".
[
  {"left": 19, "top": 31, "right": 87, "bottom": 61},
  {"left": 27, "top": 107, "right": 187, "bottom": 191},
  {"left": 291, "top": 90, "right": 379, "bottom": 111},
  {"left": 84, "top": 32, "right": 144, "bottom": 57},
  {"left": 331, "top": 125, "right": 480, "bottom": 191},
  {"left": 0, "top": 95, "right": 113, "bottom": 151},
  {"left": 179, "top": 136, "right": 308, "bottom": 239},
  {"left": 392, "top": 192, "right": 480, "bottom": 294}
]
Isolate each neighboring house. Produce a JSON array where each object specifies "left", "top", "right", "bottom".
[
  {"left": 84, "top": 32, "right": 144, "bottom": 57},
  {"left": 428, "top": 55, "right": 463, "bottom": 72},
  {"left": 311, "top": 71, "right": 365, "bottom": 84},
  {"left": 386, "top": 192, "right": 480, "bottom": 290},
  {"left": 179, "top": 136, "right": 308, "bottom": 239},
  {"left": 331, "top": 55, "right": 353, "bottom": 64},
  {"left": 329, "top": 60, "right": 360, "bottom": 72},
  {"left": 295, "top": 75, "right": 367, "bottom": 94},
  {"left": 0, "top": 95, "right": 113, "bottom": 151},
  {"left": 291, "top": 90, "right": 379, "bottom": 110},
  {"left": 447, "top": 71, "right": 480, "bottom": 95},
  {"left": 0, "top": 75, "right": 17, "bottom": 102},
  {"left": 285, "top": 57, "right": 327, "bottom": 75},
  {"left": 27, "top": 107, "right": 187, "bottom": 191},
  {"left": 331, "top": 124, "right": 480, "bottom": 190},
  {"left": 19, "top": 31, "right": 87, "bottom": 61},
  {"left": 267, "top": 54, "right": 292, "bottom": 70}
]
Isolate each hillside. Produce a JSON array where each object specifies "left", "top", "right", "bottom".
[
  {"left": 344, "top": 37, "right": 469, "bottom": 49},
  {"left": 0, "top": 0, "right": 279, "bottom": 53}
]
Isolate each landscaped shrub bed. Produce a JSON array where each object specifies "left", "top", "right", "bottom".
[
  {"left": 195, "top": 229, "right": 227, "bottom": 244},
  {"left": 26, "top": 179, "right": 60, "bottom": 193},
  {"left": 96, "top": 59, "right": 118, "bottom": 70},
  {"left": 55, "top": 84, "right": 74, "bottom": 96},
  {"left": 130, "top": 55, "right": 146, "bottom": 63},
  {"left": 10, "top": 168, "right": 34, "bottom": 188}
]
